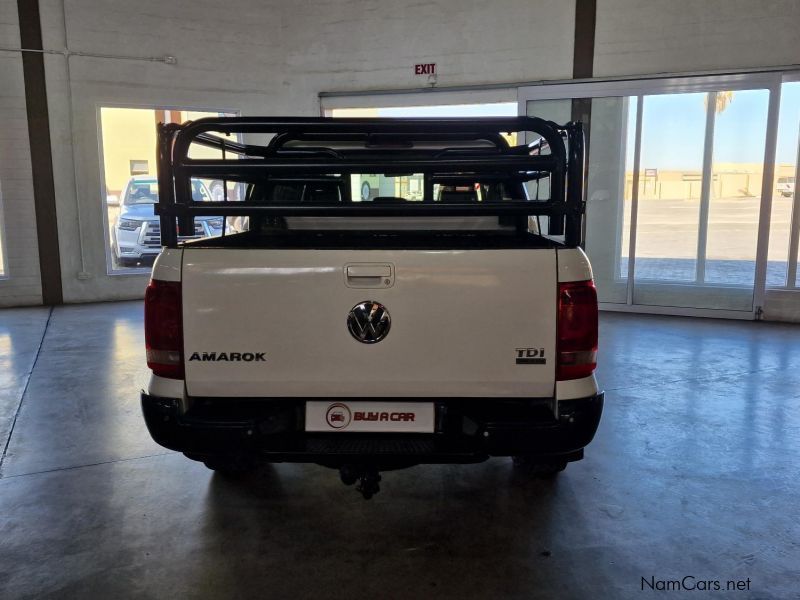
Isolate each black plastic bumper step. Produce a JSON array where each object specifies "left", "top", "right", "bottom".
[{"left": 305, "top": 436, "right": 437, "bottom": 455}]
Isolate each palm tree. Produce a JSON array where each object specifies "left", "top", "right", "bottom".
[{"left": 704, "top": 91, "right": 734, "bottom": 114}]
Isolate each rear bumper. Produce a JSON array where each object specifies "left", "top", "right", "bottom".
[{"left": 141, "top": 394, "right": 603, "bottom": 466}]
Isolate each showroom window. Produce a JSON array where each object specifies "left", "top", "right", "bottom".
[
  {"left": 98, "top": 107, "right": 240, "bottom": 274},
  {"left": 531, "top": 88, "right": 770, "bottom": 311},
  {"left": 519, "top": 73, "right": 785, "bottom": 316}
]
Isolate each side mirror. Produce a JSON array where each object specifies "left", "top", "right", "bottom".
[{"left": 106, "top": 195, "right": 119, "bottom": 206}]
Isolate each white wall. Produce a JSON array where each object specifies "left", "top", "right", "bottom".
[
  {"left": 0, "top": 1, "right": 43, "bottom": 307},
  {"left": 594, "top": 0, "right": 800, "bottom": 77}
]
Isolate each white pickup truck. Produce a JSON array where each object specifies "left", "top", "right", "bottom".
[{"left": 141, "top": 117, "right": 603, "bottom": 498}]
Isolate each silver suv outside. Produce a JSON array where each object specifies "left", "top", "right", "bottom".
[{"left": 111, "top": 175, "right": 223, "bottom": 267}]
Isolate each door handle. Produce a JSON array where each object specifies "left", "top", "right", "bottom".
[{"left": 345, "top": 263, "right": 394, "bottom": 288}]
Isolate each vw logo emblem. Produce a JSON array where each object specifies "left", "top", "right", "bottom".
[{"left": 347, "top": 301, "right": 391, "bottom": 344}]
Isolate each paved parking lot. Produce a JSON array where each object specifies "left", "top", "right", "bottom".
[{"left": 620, "top": 195, "right": 795, "bottom": 286}]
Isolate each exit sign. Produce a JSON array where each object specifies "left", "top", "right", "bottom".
[{"left": 414, "top": 63, "right": 436, "bottom": 75}]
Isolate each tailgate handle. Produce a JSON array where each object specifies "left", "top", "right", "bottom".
[
  {"left": 347, "top": 265, "right": 391, "bottom": 278},
  {"left": 345, "top": 264, "right": 394, "bottom": 288}
]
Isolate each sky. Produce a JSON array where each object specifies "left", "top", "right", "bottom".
[{"left": 365, "top": 82, "right": 800, "bottom": 171}]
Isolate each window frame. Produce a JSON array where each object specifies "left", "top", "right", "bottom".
[{"left": 96, "top": 103, "right": 240, "bottom": 276}]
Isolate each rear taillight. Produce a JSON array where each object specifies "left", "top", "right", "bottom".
[
  {"left": 556, "top": 280, "right": 598, "bottom": 381},
  {"left": 144, "top": 279, "right": 184, "bottom": 379}
]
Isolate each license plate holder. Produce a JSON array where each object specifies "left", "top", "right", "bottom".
[{"left": 305, "top": 401, "right": 435, "bottom": 433}]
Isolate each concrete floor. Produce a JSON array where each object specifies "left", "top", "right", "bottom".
[{"left": 1, "top": 302, "right": 799, "bottom": 599}]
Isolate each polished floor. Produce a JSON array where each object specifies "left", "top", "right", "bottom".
[{"left": 1, "top": 302, "right": 798, "bottom": 599}]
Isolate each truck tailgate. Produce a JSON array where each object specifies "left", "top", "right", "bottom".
[{"left": 182, "top": 248, "right": 557, "bottom": 398}]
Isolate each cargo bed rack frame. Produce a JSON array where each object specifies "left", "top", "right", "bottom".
[{"left": 155, "top": 116, "right": 585, "bottom": 247}]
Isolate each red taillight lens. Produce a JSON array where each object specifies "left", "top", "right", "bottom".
[
  {"left": 557, "top": 280, "right": 598, "bottom": 381},
  {"left": 144, "top": 279, "right": 184, "bottom": 379}
]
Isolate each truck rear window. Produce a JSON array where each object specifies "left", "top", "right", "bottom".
[{"left": 251, "top": 177, "right": 521, "bottom": 206}]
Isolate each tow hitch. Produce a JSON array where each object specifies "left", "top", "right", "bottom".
[{"left": 339, "top": 464, "right": 382, "bottom": 499}]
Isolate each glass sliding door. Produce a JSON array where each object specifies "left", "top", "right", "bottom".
[
  {"left": 520, "top": 73, "right": 780, "bottom": 316},
  {"left": 527, "top": 96, "right": 640, "bottom": 305},
  {"left": 634, "top": 92, "right": 706, "bottom": 284},
  {"left": 767, "top": 81, "right": 800, "bottom": 289},
  {"left": 704, "top": 90, "right": 769, "bottom": 287},
  {"left": 631, "top": 89, "right": 770, "bottom": 311},
  {"left": 584, "top": 96, "right": 638, "bottom": 304}
]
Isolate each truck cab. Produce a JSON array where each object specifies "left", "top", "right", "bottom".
[{"left": 141, "top": 117, "right": 603, "bottom": 498}]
